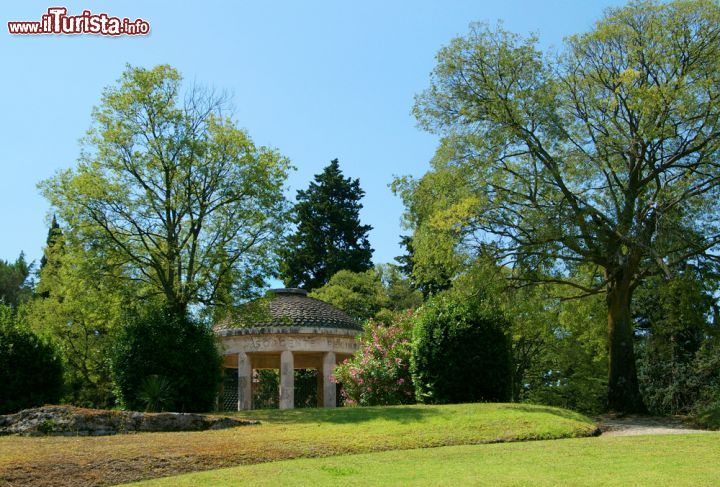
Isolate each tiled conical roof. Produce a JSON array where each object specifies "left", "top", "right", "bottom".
[{"left": 215, "top": 288, "right": 362, "bottom": 332}]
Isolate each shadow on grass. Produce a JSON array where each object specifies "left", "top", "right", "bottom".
[
  {"left": 234, "top": 404, "right": 440, "bottom": 425},
  {"left": 231, "top": 403, "right": 595, "bottom": 427},
  {"left": 504, "top": 404, "right": 595, "bottom": 424}
]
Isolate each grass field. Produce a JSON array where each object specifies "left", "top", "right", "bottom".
[
  {"left": 0, "top": 403, "right": 596, "bottom": 486},
  {"left": 131, "top": 433, "right": 720, "bottom": 486}
]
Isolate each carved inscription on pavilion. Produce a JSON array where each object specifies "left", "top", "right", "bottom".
[{"left": 229, "top": 334, "right": 358, "bottom": 354}]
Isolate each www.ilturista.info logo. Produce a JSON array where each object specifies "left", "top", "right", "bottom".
[{"left": 8, "top": 7, "right": 150, "bottom": 36}]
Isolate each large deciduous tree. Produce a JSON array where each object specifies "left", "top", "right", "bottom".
[
  {"left": 280, "top": 159, "right": 373, "bottom": 290},
  {"left": 40, "top": 65, "right": 291, "bottom": 315},
  {"left": 397, "top": 0, "right": 720, "bottom": 412}
]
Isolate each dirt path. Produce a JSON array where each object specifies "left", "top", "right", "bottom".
[{"left": 598, "top": 416, "right": 711, "bottom": 437}]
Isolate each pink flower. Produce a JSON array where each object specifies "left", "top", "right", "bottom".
[{"left": 397, "top": 378, "right": 405, "bottom": 385}]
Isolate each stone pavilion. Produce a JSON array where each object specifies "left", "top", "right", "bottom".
[{"left": 214, "top": 288, "right": 361, "bottom": 410}]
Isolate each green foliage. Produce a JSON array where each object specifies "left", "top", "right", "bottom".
[
  {"left": 334, "top": 313, "right": 415, "bottom": 406},
  {"left": 294, "top": 369, "right": 319, "bottom": 408},
  {"left": 523, "top": 295, "right": 608, "bottom": 414},
  {"left": 375, "top": 264, "right": 424, "bottom": 317},
  {"left": 253, "top": 369, "right": 279, "bottom": 409},
  {"left": 28, "top": 222, "right": 128, "bottom": 409},
  {"left": 309, "top": 265, "right": 422, "bottom": 323},
  {"left": 688, "top": 344, "right": 720, "bottom": 429},
  {"left": 692, "top": 392, "right": 720, "bottom": 429},
  {"left": 0, "top": 253, "right": 33, "bottom": 308},
  {"left": 638, "top": 344, "right": 720, "bottom": 417},
  {"left": 137, "top": 375, "right": 174, "bottom": 412},
  {"left": 37, "top": 419, "right": 58, "bottom": 435},
  {"left": 442, "top": 261, "right": 607, "bottom": 413},
  {"left": 40, "top": 64, "right": 291, "bottom": 315},
  {"left": 633, "top": 268, "right": 720, "bottom": 415},
  {"left": 0, "top": 305, "right": 63, "bottom": 414},
  {"left": 395, "top": 235, "right": 452, "bottom": 298},
  {"left": 280, "top": 159, "right": 373, "bottom": 290},
  {"left": 411, "top": 294, "right": 512, "bottom": 404},
  {"left": 397, "top": 0, "right": 720, "bottom": 412},
  {"left": 112, "top": 307, "right": 222, "bottom": 412},
  {"left": 310, "top": 269, "right": 385, "bottom": 322},
  {"left": 39, "top": 215, "right": 62, "bottom": 273}
]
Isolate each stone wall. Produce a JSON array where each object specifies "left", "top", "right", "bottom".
[{"left": 0, "top": 405, "right": 258, "bottom": 436}]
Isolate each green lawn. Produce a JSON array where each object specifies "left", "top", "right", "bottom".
[
  {"left": 0, "top": 403, "right": 596, "bottom": 486},
  {"left": 131, "top": 433, "right": 720, "bottom": 486},
  {"left": 231, "top": 401, "right": 598, "bottom": 447}
]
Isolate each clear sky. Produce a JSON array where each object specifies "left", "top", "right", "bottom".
[{"left": 1, "top": 0, "right": 626, "bottom": 270}]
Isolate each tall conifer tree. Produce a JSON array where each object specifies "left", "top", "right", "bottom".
[
  {"left": 39, "top": 215, "right": 63, "bottom": 271},
  {"left": 280, "top": 159, "right": 373, "bottom": 290}
]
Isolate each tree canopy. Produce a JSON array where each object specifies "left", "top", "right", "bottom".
[
  {"left": 309, "top": 264, "right": 422, "bottom": 322},
  {"left": 0, "top": 305, "right": 64, "bottom": 414},
  {"left": 0, "top": 253, "right": 33, "bottom": 307},
  {"left": 30, "top": 219, "right": 130, "bottom": 408},
  {"left": 280, "top": 159, "right": 373, "bottom": 290},
  {"left": 40, "top": 65, "right": 291, "bottom": 315},
  {"left": 396, "top": 0, "right": 720, "bottom": 412}
]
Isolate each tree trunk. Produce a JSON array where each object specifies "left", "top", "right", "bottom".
[
  {"left": 606, "top": 270, "right": 646, "bottom": 413},
  {"left": 165, "top": 295, "right": 188, "bottom": 319}
]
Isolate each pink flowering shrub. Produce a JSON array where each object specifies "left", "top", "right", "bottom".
[{"left": 333, "top": 312, "right": 415, "bottom": 406}]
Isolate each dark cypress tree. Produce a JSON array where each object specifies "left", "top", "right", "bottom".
[
  {"left": 40, "top": 215, "right": 63, "bottom": 270},
  {"left": 38, "top": 215, "right": 64, "bottom": 299},
  {"left": 280, "top": 159, "right": 373, "bottom": 290}
]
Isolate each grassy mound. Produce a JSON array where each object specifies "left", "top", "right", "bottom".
[
  {"left": 0, "top": 403, "right": 596, "bottom": 486},
  {"left": 132, "top": 433, "right": 720, "bottom": 486}
]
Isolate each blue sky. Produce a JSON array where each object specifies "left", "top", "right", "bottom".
[{"left": 1, "top": 0, "right": 626, "bottom": 270}]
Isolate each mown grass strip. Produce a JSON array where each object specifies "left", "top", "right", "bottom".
[{"left": 132, "top": 433, "right": 720, "bottom": 486}]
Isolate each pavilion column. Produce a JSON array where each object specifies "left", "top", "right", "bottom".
[
  {"left": 237, "top": 351, "right": 252, "bottom": 411},
  {"left": 322, "top": 351, "right": 336, "bottom": 408},
  {"left": 279, "top": 350, "right": 294, "bottom": 409}
]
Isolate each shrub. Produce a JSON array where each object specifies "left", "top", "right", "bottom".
[
  {"left": 334, "top": 312, "right": 415, "bottom": 406},
  {"left": 691, "top": 386, "right": 720, "bottom": 430},
  {"left": 691, "top": 345, "right": 720, "bottom": 429},
  {"left": 634, "top": 272, "right": 718, "bottom": 416},
  {"left": 412, "top": 295, "right": 512, "bottom": 404},
  {"left": 0, "top": 306, "right": 63, "bottom": 414},
  {"left": 137, "top": 375, "right": 174, "bottom": 412},
  {"left": 112, "top": 307, "right": 222, "bottom": 412},
  {"left": 651, "top": 341, "right": 720, "bottom": 428}
]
